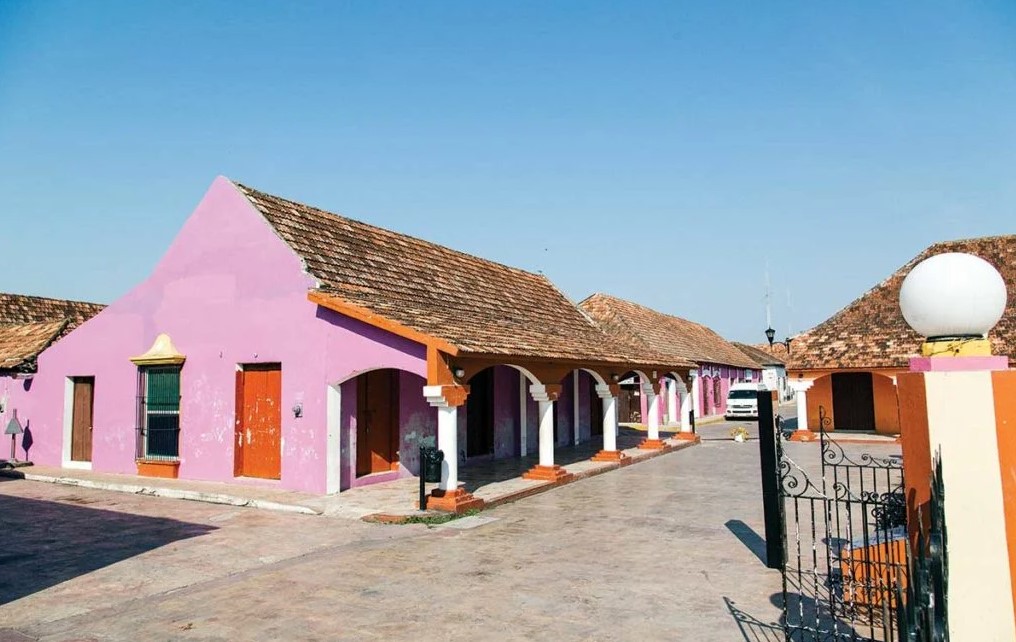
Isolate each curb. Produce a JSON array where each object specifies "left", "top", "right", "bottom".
[
  {"left": 0, "top": 468, "right": 320, "bottom": 516},
  {"left": 363, "top": 438, "right": 700, "bottom": 523}
]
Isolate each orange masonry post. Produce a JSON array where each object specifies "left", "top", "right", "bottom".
[{"left": 896, "top": 252, "right": 1015, "bottom": 641}]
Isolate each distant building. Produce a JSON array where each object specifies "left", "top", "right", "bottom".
[
  {"left": 579, "top": 294, "right": 761, "bottom": 424},
  {"left": 786, "top": 235, "right": 1015, "bottom": 436},
  {"left": 732, "top": 342, "right": 789, "bottom": 401}
]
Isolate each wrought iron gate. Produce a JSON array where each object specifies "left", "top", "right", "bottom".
[{"left": 775, "top": 407, "right": 907, "bottom": 641}]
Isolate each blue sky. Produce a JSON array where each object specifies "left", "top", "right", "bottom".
[{"left": 1, "top": 1, "right": 1014, "bottom": 343}]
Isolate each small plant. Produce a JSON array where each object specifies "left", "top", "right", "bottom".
[{"left": 730, "top": 426, "right": 750, "bottom": 442}]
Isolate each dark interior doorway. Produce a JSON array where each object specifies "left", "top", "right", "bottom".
[
  {"left": 831, "top": 373, "right": 876, "bottom": 431},
  {"left": 466, "top": 368, "right": 495, "bottom": 457},
  {"left": 589, "top": 378, "right": 603, "bottom": 436}
]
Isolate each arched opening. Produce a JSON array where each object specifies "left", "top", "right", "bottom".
[
  {"left": 333, "top": 367, "right": 433, "bottom": 491},
  {"left": 807, "top": 371, "right": 899, "bottom": 434},
  {"left": 617, "top": 370, "right": 648, "bottom": 424}
]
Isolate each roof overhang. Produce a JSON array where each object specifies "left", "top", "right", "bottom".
[{"left": 309, "top": 290, "right": 460, "bottom": 356}]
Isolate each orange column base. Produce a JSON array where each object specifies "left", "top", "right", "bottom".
[
  {"left": 136, "top": 460, "right": 180, "bottom": 478},
  {"left": 638, "top": 438, "right": 667, "bottom": 450},
  {"left": 672, "top": 432, "right": 701, "bottom": 442},
  {"left": 427, "top": 488, "right": 485, "bottom": 514},
  {"left": 591, "top": 449, "right": 626, "bottom": 462},
  {"left": 522, "top": 464, "right": 574, "bottom": 483},
  {"left": 788, "top": 430, "right": 819, "bottom": 442}
]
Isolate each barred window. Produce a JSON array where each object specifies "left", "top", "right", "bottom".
[{"left": 137, "top": 366, "right": 181, "bottom": 461}]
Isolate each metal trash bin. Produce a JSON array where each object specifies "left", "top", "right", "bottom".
[{"left": 420, "top": 446, "right": 444, "bottom": 483}]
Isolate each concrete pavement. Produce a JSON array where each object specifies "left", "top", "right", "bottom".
[{"left": 1, "top": 427, "right": 799, "bottom": 641}]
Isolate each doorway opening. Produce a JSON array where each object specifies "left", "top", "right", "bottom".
[
  {"left": 235, "top": 363, "right": 282, "bottom": 479},
  {"left": 356, "top": 368, "right": 400, "bottom": 477},
  {"left": 831, "top": 372, "right": 876, "bottom": 431}
]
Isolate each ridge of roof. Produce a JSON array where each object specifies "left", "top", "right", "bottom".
[
  {"left": 233, "top": 181, "right": 544, "bottom": 281},
  {"left": 789, "top": 234, "right": 1016, "bottom": 370},
  {"left": 580, "top": 293, "right": 759, "bottom": 369},
  {"left": 232, "top": 181, "right": 691, "bottom": 367},
  {"left": 732, "top": 342, "right": 787, "bottom": 367}
]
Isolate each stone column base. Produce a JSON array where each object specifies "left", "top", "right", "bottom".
[
  {"left": 672, "top": 433, "right": 701, "bottom": 442},
  {"left": 638, "top": 438, "right": 667, "bottom": 450},
  {"left": 591, "top": 449, "right": 625, "bottom": 462},
  {"left": 788, "top": 430, "right": 818, "bottom": 442},
  {"left": 522, "top": 464, "right": 574, "bottom": 483},
  {"left": 427, "top": 488, "right": 484, "bottom": 514}
]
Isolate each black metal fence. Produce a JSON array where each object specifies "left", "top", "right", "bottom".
[{"left": 771, "top": 405, "right": 907, "bottom": 641}]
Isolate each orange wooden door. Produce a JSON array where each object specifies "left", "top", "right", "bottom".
[
  {"left": 356, "top": 369, "right": 398, "bottom": 476},
  {"left": 70, "top": 377, "right": 94, "bottom": 462},
  {"left": 235, "top": 364, "right": 282, "bottom": 479}
]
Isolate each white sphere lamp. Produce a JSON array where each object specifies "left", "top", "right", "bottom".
[{"left": 899, "top": 252, "right": 1007, "bottom": 341}]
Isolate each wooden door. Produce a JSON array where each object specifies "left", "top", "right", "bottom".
[
  {"left": 831, "top": 373, "right": 876, "bottom": 431},
  {"left": 70, "top": 377, "right": 94, "bottom": 462},
  {"left": 235, "top": 364, "right": 282, "bottom": 479},
  {"left": 357, "top": 369, "right": 399, "bottom": 476},
  {"left": 466, "top": 368, "right": 494, "bottom": 457}
]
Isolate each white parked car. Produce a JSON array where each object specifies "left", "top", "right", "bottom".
[{"left": 725, "top": 383, "right": 767, "bottom": 420}]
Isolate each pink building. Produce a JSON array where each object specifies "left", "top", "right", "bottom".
[
  {"left": 1, "top": 178, "right": 691, "bottom": 508},
  {"left": 579, "top": 294, "right": 763, "bottom": 426}
]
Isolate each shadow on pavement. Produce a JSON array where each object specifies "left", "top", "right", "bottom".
[
  {"left": 0, "top": 491, "right": 216, "bottom": 605},
  {"left": 725, "top": 519, "right": 769, "bottom": 566},
  {"left": 724, "top": 597, "right": 784, "bottom": 642}
]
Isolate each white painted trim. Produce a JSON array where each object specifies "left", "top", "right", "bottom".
[
  {"left": 62, "top": 460, "right": 92, "bottom": 471},
  {"left": 572, "top": 372, "right": 580, "bottom": 445},
  {"left": 519, "top": 371, "right": 528, "bottom": 456},
  {"left": 61, "top": 377, "right": 73, "bottom": 465},
  {"left": 325, "top": 383, "right": 341, "bottom": 494}
]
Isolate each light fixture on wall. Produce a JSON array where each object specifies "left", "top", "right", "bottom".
[
  {"left": 452, "top": 366, "right": 466, "bottom": 379},
  {"left": 765, "top": 326, "right": 793, "bottom": 354},
  {"left": 610, "top": 373, "right": 619, "bottom": 382},
  {"left": 292, "top": 402, "right": 303, "bottom": 418}
]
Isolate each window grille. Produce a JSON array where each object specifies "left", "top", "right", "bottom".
[{"left": 136, "top": 366, "right": 181, "bottom": 461}]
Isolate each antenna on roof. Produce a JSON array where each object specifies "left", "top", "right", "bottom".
[{"left": 786, "top": 288, "right": 793, "bottom": 336}]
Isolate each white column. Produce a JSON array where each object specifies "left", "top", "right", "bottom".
[
  {"left": 572, "top": 372, "right": 580, "bottom": 445},
  {"left": 596, "top": 384, "right": 618, "bottom": 452},
  {"left": 667, "top": 380, "right": 679, "bottom": 426},
  {"left": 789, "top": 379, "right": 814, "bottom": 433},
  {"left": 690, "top": 370, "right": 701, "bottom": 419},
  {"left": 530, "top": 384, "right": 556, "bottom": 467},
  {"left": 644, "top": 383, "right": 661, "bottom": 440},
  {"left": 519, "top": 371, "right": 528, "bottom": 457},
  {"left": 424, "top": 386, "right": 461, "bottom": 492}
]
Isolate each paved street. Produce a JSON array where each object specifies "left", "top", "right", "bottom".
[{"left": 0, "top": 406, "right": 897, "bottom": 642}]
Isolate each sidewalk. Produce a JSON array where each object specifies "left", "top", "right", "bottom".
[{"left": 0, "top": 429, "right": 700, "bottom": 521}]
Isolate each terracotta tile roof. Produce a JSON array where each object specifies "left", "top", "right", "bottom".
[
  {"left": 788, "top": 235, "right": 1016, "bottom": 371},
  {"left": 732, "top": 342, "right": 787, "bottom": 367},
  {"left": 0, "top": 293, "right": 106, "bottom": 372},
  {"left": 578, "top": 294, "right": 760, "bottom": 369},
  {"left": 0, "top": 321, "right": 67, "bottom": 370},
  {"left": 234, "top": 182, "right": 692, "bottom": 367}
]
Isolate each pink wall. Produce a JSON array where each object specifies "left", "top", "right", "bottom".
[{"left": 2, "top": 177, "right": 427, "bottom": 494}]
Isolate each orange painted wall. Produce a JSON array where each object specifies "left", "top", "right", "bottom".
[
  {"left": 808, "top": 376, "right": 834, "bottom": 430},
  {"left": 872, "top": 374, "right": 901, "bottom": 435},
  {"left": 806, "top": 372, "right": 900, "bottom": 434},
  {"left": 991, "top": 370, "right": 1016, "bottom": 629}
]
